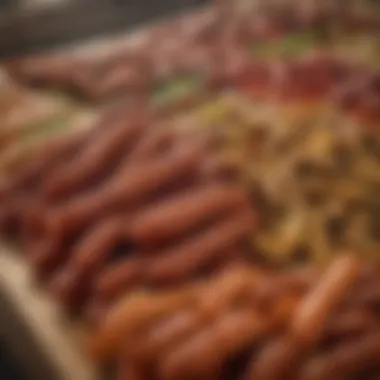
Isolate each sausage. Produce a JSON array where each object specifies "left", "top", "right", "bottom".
[
  {"left": 94, "top": 257, "right": 142, "bottom": 303},
  {"left": 200, "top": 153, "right": 243, "bottom": 181},
  {"left": 49, "top": 216, "right": 124, "bottom": 308},
  {"left": 291, "top": 255, "right": 359, "bottom": 344},
  {"left": 144, "top": 210, "right": 255, "bottom": 284},
  {"left": 88, "top": 288, "right": 198, "bottom": 361},
  {"left": 160, "top": 310, "right": 268, "bottom": 379},
  {"left": 90, "top": 63, "right": 150, "bottom": 100},
  {"left": 7, "top": 56, "right": 81, "bottom": 88},
  {"left": 129, "top": 184, "right": 250, "bottom": 246},
  {"left": 29, "top": 235, "right": 67, "bottom": 277},
  {"left": 323, "top": 309, "right": 377, "bottom": 343},
  {"left": 83, "top": 298, "right": 110, "bottom": 327},
  {"left": 0, "top": 129, "right": 89, "bottom": 203},
  {"left": 45, "top": 141, "right": 204, "bottom": 241},
  {"left": 278, "top": 267, "right": 321, "bottom": 295},
  {"left": 0, "top": 197, "right": 29, "bottom": 234},
  {"left": 117, "top": 354, "right": 147, "bottom": 380},
  {"left": 198, "top": 263, "right": 266, "bottom": 318},
  {"left": 200, "top": 246, "right": 250, "bottom": 277},
  {"left": 299, "top": 333, "right": 380, "bottom": 380},
  {"left": 43, "top": 117, "right": 143, "bottom": 200},
  {"left": 270, "top": 293, "right": 301, "bottom": 329},
  {"left": 129, "top": 311, "right": 203, "bottom": 358},
  {"left": 129, "top": 126, "right": 174, "bottom": 161},
  {"left": 245, "top": 337, "right": 304, "bottom": 380},
  {"left": 350, "top": 281, "right": 380, "bottom": 308},
  {"left": 22, "top": 199, "right": 48, "bottom": 251}
]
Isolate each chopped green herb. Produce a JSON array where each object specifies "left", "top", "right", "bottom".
[
  {"left": 251, "top": 31, "right": 323, "bottom": 60},
  {"left": 153, "top": 74, "right": 203, "bottom": 105}
]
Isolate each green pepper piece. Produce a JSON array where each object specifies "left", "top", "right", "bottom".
[{"left": 21, "top": 114, "right": 69, "bottom": 144}]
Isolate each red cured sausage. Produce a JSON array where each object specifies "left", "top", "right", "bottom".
[
  {"left": 144, "top": 210, "right": 255, "bottom": 284},
  {"left": 49, "top": 216, "right": 124, "bottom": 308},
  {"left": 291, "top": 255, "right": 359, "bottom": 344},
  {"left": 129, "top": 184, "right": 250, "bottom": 246},
  {"left": 45, "top": 141, "right": 204, "bottom": 241},
  {"left": 43, "top": 117, "right": 144, "bottom": 200}
]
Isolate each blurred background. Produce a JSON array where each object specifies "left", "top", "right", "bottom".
[
  {"left": 0, "top": 344, "right": 25, "bottom": 380},
  {"left": 0, "top": 0, "right": 208, "bottom": 57}
]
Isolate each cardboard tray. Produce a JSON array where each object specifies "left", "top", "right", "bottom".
[{"left": 0, "top": 243, "right": 98, "bottom": 380}]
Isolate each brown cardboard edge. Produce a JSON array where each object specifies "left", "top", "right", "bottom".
[{"left": 0, "top": 243, "right": 98, "bottom": 380}]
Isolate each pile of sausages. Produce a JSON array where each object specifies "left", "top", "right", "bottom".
[
  {"left": 88, "top": 255, "right": 380, "bottom": 380},
  {"left": 333, "top": 70, "right": 380, "bottom": 129},
  {"left": 0, "top": 103, "right": 255, "bottom": 318},
  {"left": 2, "top": 101, "right": 380, "bottom": 380},
  {"left": 5, "top": 2, "right": 378, "bottom": 103},
  {"left": 0, "top": 2, "right": 379, "bottom": 379},
  {"left": 4, "top": 10, "right": 220, "bottom": 102},
  {"left": 236, "top": 56, "right": 380, "bottom": 128}
]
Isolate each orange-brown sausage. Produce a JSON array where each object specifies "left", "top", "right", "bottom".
[
  {"left": 117, "top": 354, "right": 147, "bottom": 380},
  {"left": 299, "top": 333, "right": 380, "bottom": 380},
  {"left": 323, "top": 309, "right": 377, "bottom": 343},
  {"left": 160, "top": 310, "right": 268, "bottom": 379},
  {"left": 291, "top": 255, "right": 360, "bottom": 344},
  {"left": 129, "top": 310, "right": 203, "bottom": 359},
  {"left": 245, "top": 337, "right": 304, "bottom": 380},
  {"left": 198, "top": 263, "right": 266, "bottom": 318},
  {"left": 94, "top": 257, "right": 142, "bottom": 303},
  {"left": 88, "top": 288, "right": 198, "bottom": 361},
  {"left": 278, "top": 267, "right": 321, "bottom": 295}
]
